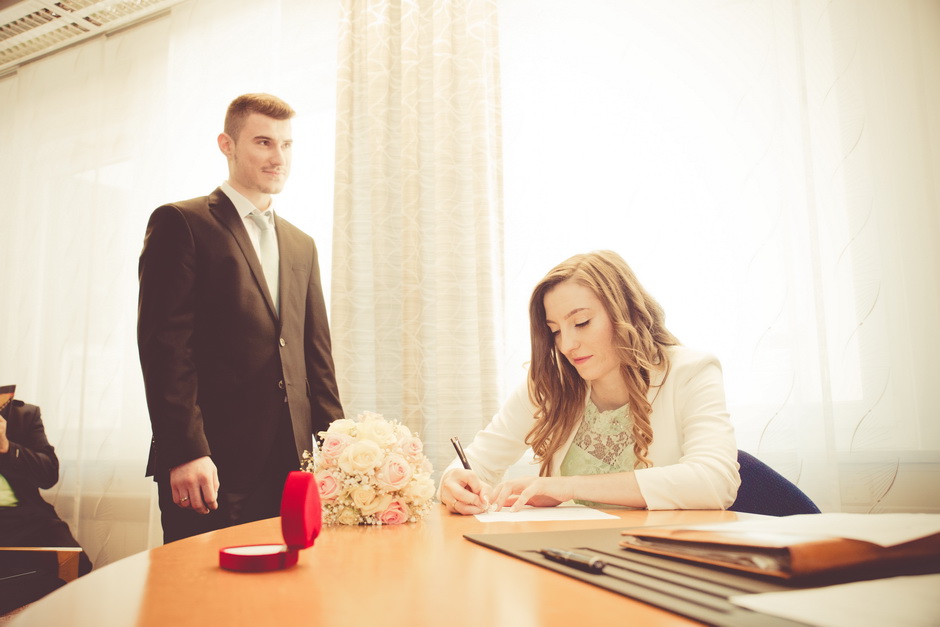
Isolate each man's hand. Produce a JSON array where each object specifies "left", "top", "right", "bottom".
[
  {"left": 170, "top": 456, "right": 220, "bottom": 514},
  {"left": 0, "top": 415, "right": 9, "bottom": 454}
]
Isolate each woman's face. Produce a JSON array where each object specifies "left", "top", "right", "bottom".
[{"left": 543, "top": 279, "right": 621, "bottom": 387}]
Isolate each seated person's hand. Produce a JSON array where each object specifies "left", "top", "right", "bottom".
[
  {"left": 490, "top": 476, "right": 575, "bottom": 512},
  {"left": 439, "top": 468, "right": 491, "bottom": 515}
]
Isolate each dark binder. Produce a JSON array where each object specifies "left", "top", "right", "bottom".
[
  {"left": 465, "top": 527, "right": 806, "bottom": 626},
  {"left": 618, "top": 524, "right": 940, "bottom": 579},
  {"left": 465, "top": 525, "right": 940, "bottom": 627}
]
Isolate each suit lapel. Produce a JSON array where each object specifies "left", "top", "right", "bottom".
[
  {"left": 208, "top": 188, "right": 279, "bottom": 322},
  {"left": 274, "top": 214, "right": 297, "bottom": 321}
]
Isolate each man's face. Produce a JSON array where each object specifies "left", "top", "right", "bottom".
[{"left": 220, "top": 112, "right": 293, "bottom": 204}]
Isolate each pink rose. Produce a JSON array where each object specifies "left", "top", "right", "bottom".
[
  {"left": 379, "top": 499, "right": 411, "bottom": 525},
  {"left": 316, "top": 470, "right": 341, "bottom": 502},
  {"left": 400, "top": 436, "right": 424, "bottom": 460},
  {"left": 320, "top": 433, "right": 352, "bottom": 461},
  {"left": 375, "top": 454, "right": 412, "bottom": 491}
]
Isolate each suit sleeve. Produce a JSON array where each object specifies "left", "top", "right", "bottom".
[
  {"left": 137, "top": 205, "right": 211, "bottom": 472},
  {"left": 303, "top": 240, "right": 345, "bottom": 437},
  {"left": 0, "top": 405, "right": 59, "bottom": 489},
  {"left": 439, "top": 381, "right": 537, "bottom": 491}
]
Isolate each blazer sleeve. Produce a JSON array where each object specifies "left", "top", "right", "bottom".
[
  {"left": 0, "top": 404, "right": 59, "bottom": 490},
  {"left": 303, "top": 239, "right": 344, "bottom": 435},
  {"left": 634, "top": 351, "right": 740, "bottom": 510},
  {"left": 440, "top": 381, "right": 538, "bottom": 489},
  {"left": 137, "top": 204, "right": 211, "bottom": 471}
]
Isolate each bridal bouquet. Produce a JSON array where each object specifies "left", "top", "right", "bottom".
[{"left": 301, "top": 411, "right": 435, "bottom": 525}]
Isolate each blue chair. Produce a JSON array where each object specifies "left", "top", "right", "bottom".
[{"left": 729, "top": 450, "right": 821, "bottom": 516}]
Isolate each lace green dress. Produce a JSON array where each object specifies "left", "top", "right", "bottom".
[{"left": 559, "top": 397, "right": 637, "bottom": 507}]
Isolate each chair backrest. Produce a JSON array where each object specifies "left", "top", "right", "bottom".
[{"left": 729, "top": 450, "right": 821, "bottom": 516}]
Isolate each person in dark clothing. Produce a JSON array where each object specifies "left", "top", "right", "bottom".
[
  {"left": 0, "top": 391, "right": 92, "bottom": 614},
  {"left": 137, "top": 94, "right": 344, "bottom": 543}
]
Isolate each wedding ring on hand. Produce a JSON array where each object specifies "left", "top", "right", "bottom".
[{"left": 180, "top": 496, "right": 190, "bottom": 503}]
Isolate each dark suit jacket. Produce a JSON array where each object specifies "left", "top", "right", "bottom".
[
  {"left": 137, "top": 188, "right": 344, "bottom": 491},
  {"left": 0, "top": 400, "right": 91, "bottom": 599},
  {"left": 0, "top": 401, "right": 59, "bottom": 512}
]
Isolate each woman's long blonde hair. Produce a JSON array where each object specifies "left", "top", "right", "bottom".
[{"left": 526, "top": 250, "right": 679, "bottom": 475}]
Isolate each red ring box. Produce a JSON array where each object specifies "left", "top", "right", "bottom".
[{"left": 219, "top": 471, "right": 322, "bottom": 572}]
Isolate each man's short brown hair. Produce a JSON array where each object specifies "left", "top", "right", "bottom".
[{"left": 224, "top": 93, "right": 296, "bottom": 141}]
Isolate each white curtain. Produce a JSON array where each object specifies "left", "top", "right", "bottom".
[
  {"left": 330, "top": 0, "right": 504, "bottom": 473},
  {"left": 0, "top": 0, "right": 340, "bottom": 566},
  {"left": 499, "top": 0, "right": 940, "bottom": 513}
]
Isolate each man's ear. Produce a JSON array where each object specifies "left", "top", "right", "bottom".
[{"left": 218, "top": 132, "right": 234, "bottom": 157}]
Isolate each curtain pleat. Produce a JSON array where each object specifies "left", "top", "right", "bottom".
[{"left": 331, "top": 0, "right": 504, "bottom": 474}]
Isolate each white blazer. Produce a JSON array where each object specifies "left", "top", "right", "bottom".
[{"left": 445, "top": 346, "right": 740, "bottom": 510}]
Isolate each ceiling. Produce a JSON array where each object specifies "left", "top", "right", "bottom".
[{"left": 0, "top": 0, "right": 185, "bottom": 77}]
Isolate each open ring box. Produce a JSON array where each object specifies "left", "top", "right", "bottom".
[{"left": 219, "top": 471, "right": 322, "bottom": 572}]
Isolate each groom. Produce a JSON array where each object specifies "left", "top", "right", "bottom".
[{"left": 137, "top": 93, "right": 344, "bottom": 543}]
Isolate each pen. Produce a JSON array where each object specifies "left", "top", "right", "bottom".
[
  {"left": 450, "top": 436, "right": 472, "bottom": 470},
  {"left": 538, "top": 548, "right": 607, "bottom": 574}
]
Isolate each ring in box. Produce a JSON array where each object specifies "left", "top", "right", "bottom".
[{"left": 219, "top": 470, "right": 321, "bottom": 572}]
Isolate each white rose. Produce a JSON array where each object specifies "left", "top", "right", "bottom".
[
  {"left": 336, "top": 506, "right": 362, "bottom": 525},
  {"left": 404, "top": 475, "right": 435, "bottom": 501},
  {"left": 338, "top": 440, "right": 383, "bottom": 474},
  {"left": 353, "top": 488, "right": 392, "bottom": 516},
  {"left": 356, "top": 417, "right": 397, "bottom": 447},
  {"left": 351, "top": 486, "right": 377, "bottom": 510},
  {"left": 394, "top": 423, "right": 413, "bottom": 441},
  {"left": 324, "top": 418, "right": 357, "bottom": 436}
]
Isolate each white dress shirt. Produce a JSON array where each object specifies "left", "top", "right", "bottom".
[{"left": 220, "top": 181, "right": 280, "bottom": 263}]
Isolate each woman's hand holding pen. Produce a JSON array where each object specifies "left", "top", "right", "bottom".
[
  {"left": 489, "top": 476, "right": 575, "bottom": 512},
  {"left": 439, "top": 469, "right": 491, "bottom": 515}
]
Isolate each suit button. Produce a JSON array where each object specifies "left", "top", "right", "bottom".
[
  {"left": 279, "top": 338, "right": 286, "bottom": 347},
  {"left": 278, "top": 380, "right": 285, "bottom": 390}
]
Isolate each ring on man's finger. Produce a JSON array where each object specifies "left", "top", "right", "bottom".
[{"left": 180, "top": 496, "right": 190, "bottom": 503}]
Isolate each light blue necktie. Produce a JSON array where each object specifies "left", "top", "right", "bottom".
[{"left": 249, "top": 210, "right": 279, "bottom": 315}]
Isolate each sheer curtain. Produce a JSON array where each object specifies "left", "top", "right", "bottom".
[
  {"left": 330, "top": 0, "right": 504, "bottom": 473},
  {"left": 0, "top": 0, "right": 340, "bottom": 566},
  {"left": 499, "top": 0, "right": 940, "bottom": 513}
]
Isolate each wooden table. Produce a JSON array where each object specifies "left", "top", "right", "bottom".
[{"left": 13, "top": 508, "right": 749, "bottom": 626}]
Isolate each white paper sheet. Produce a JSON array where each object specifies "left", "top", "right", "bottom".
[
  {"left": 678, "top": 513, "right": 940, "bottom": 547},
  {"left": 474, "top": 505, "right": 620, "bottom": 522},
  {"left": 730, "top": 574, "right": 940, "bottom": 627}
]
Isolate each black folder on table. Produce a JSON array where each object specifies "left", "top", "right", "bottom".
[
  {"left": 466, "top": 525, "right": 938, "bottom": 627},
  {"left": 618, "top": 521, "right": 940, "bottom": 579}
]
